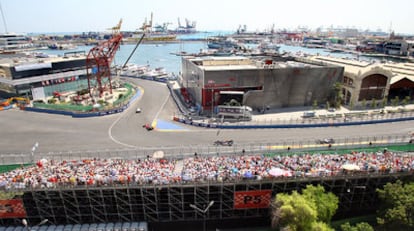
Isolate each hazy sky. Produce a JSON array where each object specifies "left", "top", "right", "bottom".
[{"left": 1, "top": 0, "right": 412, "bottom": 34}]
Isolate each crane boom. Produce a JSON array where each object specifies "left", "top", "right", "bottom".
[
  {"left": 86, "top": 19, "right": 123, "bottom": 97},
  {"left": 122, "top": 33, "right": 145, "bottom": 69}
]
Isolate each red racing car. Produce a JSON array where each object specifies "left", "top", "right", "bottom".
[{"left": 142, "top": 123, "right": 154, "bottom": 131}]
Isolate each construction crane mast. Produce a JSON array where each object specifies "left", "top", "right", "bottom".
[{"left": 86, "top": 19, "right": 123, "bottom": 98}]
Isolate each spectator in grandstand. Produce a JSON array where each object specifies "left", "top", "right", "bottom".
[{"left": 0, "top": 150, "right": 413, "bottom": 189}]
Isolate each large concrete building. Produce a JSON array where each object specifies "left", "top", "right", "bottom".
[
  {"left": 303, "top": 56, "right": 414, "bottom": 107},
  {"left": 180, "top": 56, "right": 344, "bottom": 115}
]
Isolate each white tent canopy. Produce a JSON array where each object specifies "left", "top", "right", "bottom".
[
  {"left": 152, "top": 150, "right": 165, "bottom": 159},
  {"left": 341, "top": 163, "right": 360, "bottom": 171}
]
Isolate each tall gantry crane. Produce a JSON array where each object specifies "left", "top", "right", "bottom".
[
  {"left": 86, "top": 19, "right": 123, "bottom": 98},
  {"left": 140, "top": 13, "right": 153, "bottom": 33}
]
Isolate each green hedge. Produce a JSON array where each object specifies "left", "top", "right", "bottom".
[{"left": 33, "top": 102, "right": 93, "bottom": 112}]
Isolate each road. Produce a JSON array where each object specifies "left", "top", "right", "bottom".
[{"left": 0, "top": 78, "right": 413, "bottom": 155}]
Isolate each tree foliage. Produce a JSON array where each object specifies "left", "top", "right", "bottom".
[
  {"left": 272, "top": 191, "right": 317, "bottom": 231},
  {"left": 303, "top": 185, "right": 339, "bottom": 223},
  {"left": 311, "top": 221, "right": 335, "bottom": 231},
  {"left": 333, "top": 82, "right": 343, "bottom": 108},
  {"left": 271, "top": 185, "right": 339, "bottom": 231},
  {"left": 376, "top": 180, "right": 414, "bottom": 230},
  {"left": 340, "top": 222, "right": 374, "bottom": 231}
]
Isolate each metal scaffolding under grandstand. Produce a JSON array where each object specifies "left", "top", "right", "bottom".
[{"left": 1, "top": 172, "right": 413, "bottom": 229}]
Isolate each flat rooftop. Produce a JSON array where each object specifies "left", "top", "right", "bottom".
[
  {"left": 302, "top": 55, "right": 414, "bottom": 84},
  {"left": 188, "top": 55, "right": 321, "bottom": 71},
  {"left": 0, "top": 51, "right": 87, "bottom": 68}
]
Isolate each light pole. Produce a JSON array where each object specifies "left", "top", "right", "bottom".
[
  {"left": 190, "top": 200, "right": 214, "bottom": 231},
  {"left": 22, "top": 218, "right": 48, "bottom": 231},
  {"left": 31, "top": 142, "right": 39, "bottom": 164}
]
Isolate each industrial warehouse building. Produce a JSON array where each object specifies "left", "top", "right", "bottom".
[{"left": 180, "top": 55, "right": 344, "bottom": 115}]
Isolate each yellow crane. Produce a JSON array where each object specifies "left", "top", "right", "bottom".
[{"left": 109, "top": 18, "right": 122, "bottom": 34}]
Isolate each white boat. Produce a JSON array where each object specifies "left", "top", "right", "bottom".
[
  {"left": 143, "top": 67, "right": 170, "bottom": 82},
  {"left": 258, "top": 40, "right": 280, "bottom": 53},
  {"left": 120, "top": 64, "right": 151, "bottom": 77}
]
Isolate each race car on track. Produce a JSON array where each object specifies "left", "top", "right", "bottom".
[
  {"left": 214, "top": 140, "right": 234, "bottom": 146},
  {"left": 142, "top": 123, "right": 154, "bottom": 131},
  {"left": 318, "top": 138, "right": 335, "bottom": 144}
]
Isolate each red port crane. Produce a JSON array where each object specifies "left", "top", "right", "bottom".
[{"left": 86, "top": 19, "right": 123, "bottom": 98}]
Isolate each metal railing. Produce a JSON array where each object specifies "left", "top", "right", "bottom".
[
  {"left": 178, "top": 109, "right": 414, "bottom": 128},
  {"left": 1, "top": 134, "right": 412, "bottom": 164}
]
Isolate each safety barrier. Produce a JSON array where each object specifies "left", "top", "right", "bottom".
[{"left": 173, "top": 111, "right": 414, "bottom": 129}]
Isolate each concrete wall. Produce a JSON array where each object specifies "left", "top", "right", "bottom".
[
  {"left": 181, "top": 57, "right": 205, "bottom": 105},
  {"left": 205, "top": 66, "right": 343, "bottom": 110},
  {"left": 182, "top": 57, "right": 343, "bottom": 111},
  {"left": 263, "top": 66, "right": 342, "bottom": 108}
]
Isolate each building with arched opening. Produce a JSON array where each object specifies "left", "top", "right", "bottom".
[{"left": 302, "top": 56, "right": 414, "bottom": 107}]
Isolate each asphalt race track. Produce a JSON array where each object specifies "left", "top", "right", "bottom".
[{"left": 1, "top": 78, "right": 413, "bottom": 155}]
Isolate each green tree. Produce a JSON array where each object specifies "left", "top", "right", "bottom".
[
  {"left": 376, "top": 180, "right": 414, "bottom": 230},
  {"left": 340, "top": 222, "right": 374, "bottom": 231},
  {"left": 272, "top": 191, "right": 318, "bottom": 231},
  {"left": 371, "top": 98, "right": 376, "bottom": 108},
  {"left": 333, "top": 82, "right": 343, "bottom": 108},
  {"left": 402, "top": 96, "right": 410, "bottom": 107},
  {"left": 391, "top": 96, "right": 399, "bottom": 107},
  {"left": 313, "top": 100, "right": 318, "bottom": 111},
  {"left": 272, "top": 185, "right": 339, "bottom": 231},
  {"left": 381, "top": 97, "right": 387, "bottom": 108},
  {"left": 303, "top": 185, "right": 339, "bottom": 223},
  {"left": 311, "top": 221, "right": 335, "bottom": 231},
  {"left": 361, "top": 99, "right": 366, "bottom": 109}
]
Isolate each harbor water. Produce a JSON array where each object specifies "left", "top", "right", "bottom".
[
  {"left": 41, "top": 42, "right": 207, "bottom": 76},
  {"left": 39, "top": 32, "right": 375, "bottom": 76}
]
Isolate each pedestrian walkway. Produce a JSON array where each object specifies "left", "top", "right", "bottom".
[{"left": 249, "top": 105, "right": 414, "bottom": 123}]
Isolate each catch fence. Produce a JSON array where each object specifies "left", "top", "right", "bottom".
[{"left": 1, "top": 134, "right": 412, "bottom": 165}]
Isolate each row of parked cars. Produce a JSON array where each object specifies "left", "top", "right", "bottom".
[{"left": 0, "top": 222, "right": 146, "bottom": 231}]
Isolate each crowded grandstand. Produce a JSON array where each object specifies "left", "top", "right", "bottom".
[{"left": 1, "top": 150, "right": 413, "bottom": 189}]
